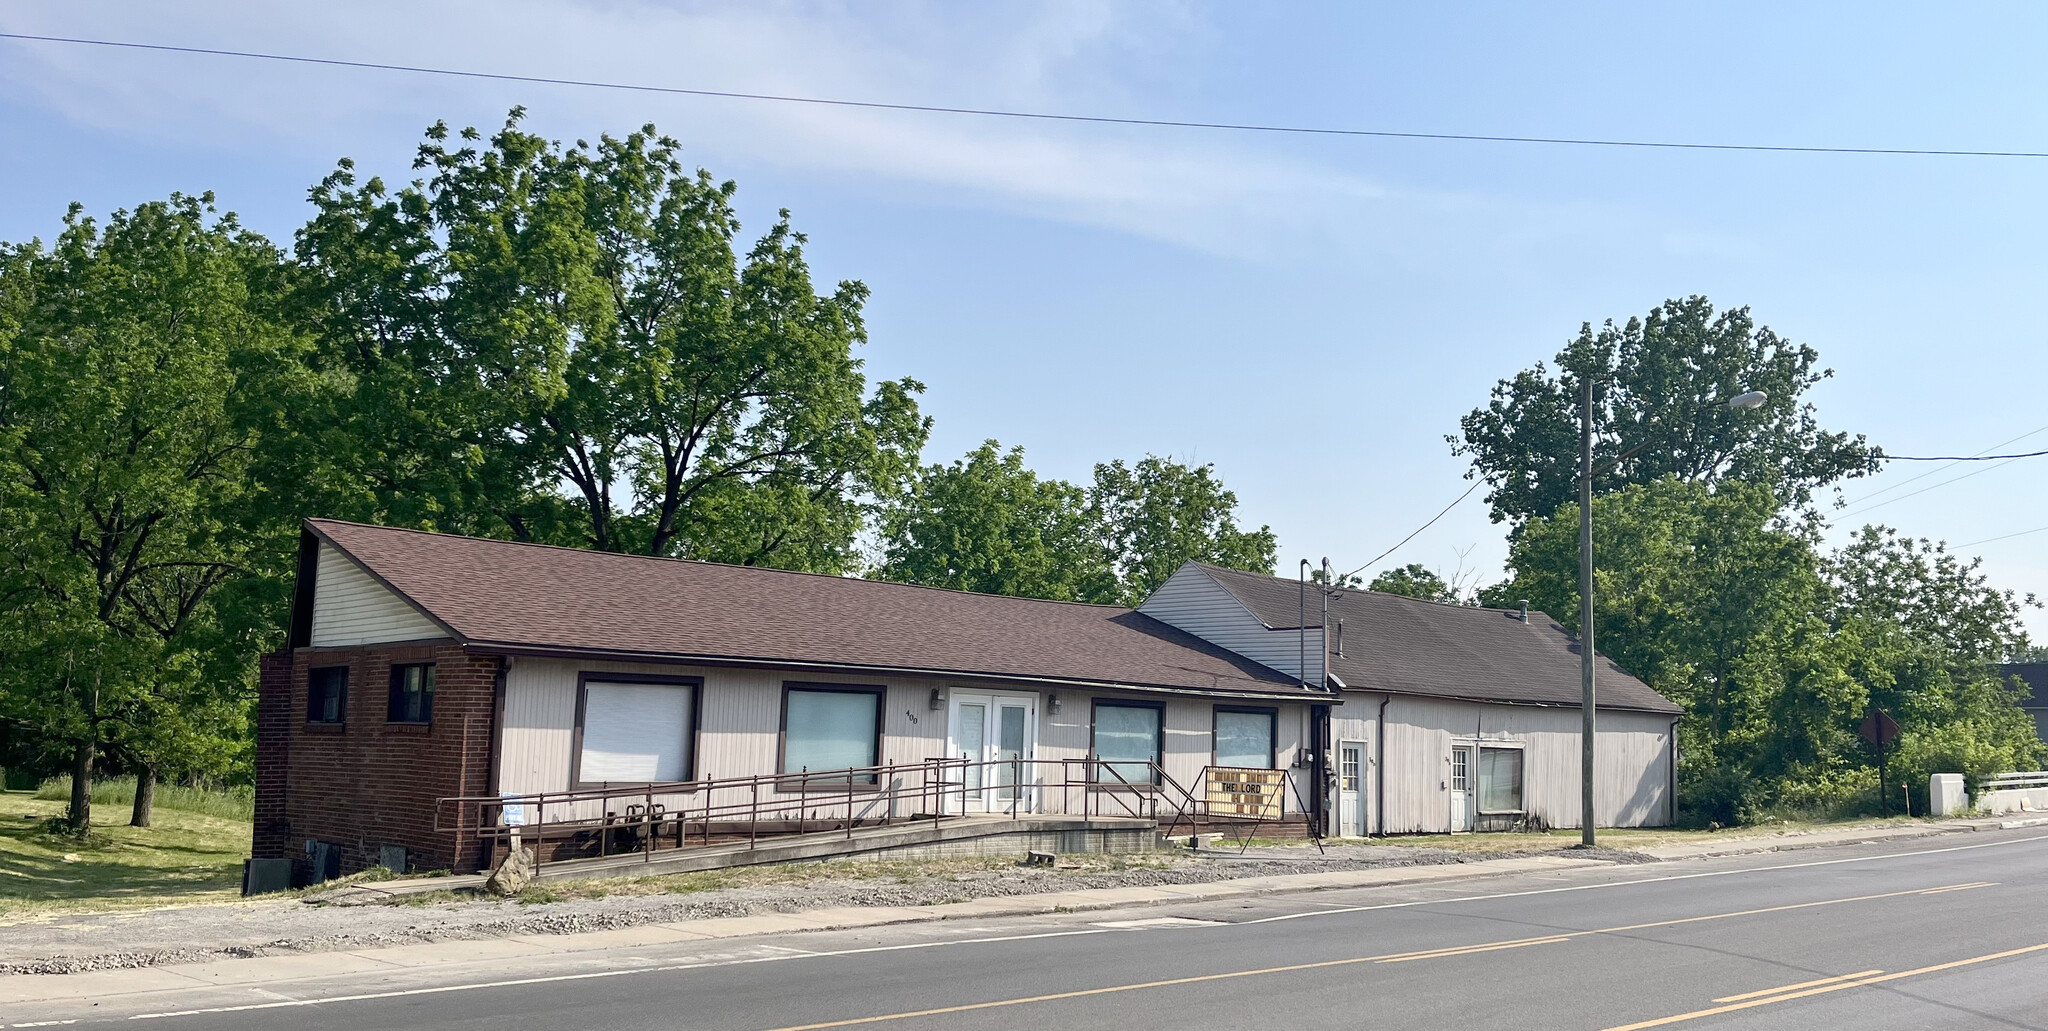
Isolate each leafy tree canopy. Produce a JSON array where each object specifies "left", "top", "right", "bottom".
[
  {"left": 1452, "top": 296, "right": 1880, "bottom": 526},
  {"left": 1090, "top": 455, "right": 1277, "bottom": 606},
  {"left": 0, "top": 194, "right": 301, "bottom": 828},
  {"left": 1366, "top": 564, "right": 1462, "bottom": 604},
  {"left": 294, "top": 110, "right": 928, "bottom": 571},
  {"left": 875, "top": 441, "right": 1110, "bottom": 602},
  {"left": 875, "top": 448, "right": 1276, "bottom": 606}
]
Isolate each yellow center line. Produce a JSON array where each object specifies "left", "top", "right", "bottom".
[
  {"left": 1916, "top": 880, "right": 1998, "bottom": 895},
  {"left": 1378, "top": 936, "right": 1573, "bottom": 963},
  {"left": 1603, "top": 942, "right": 2048, "bottom": 1030},
  {"left": 753, "top": 879, "right": 1998, "bottom": 1031},
  {"left": 1712, "top": 970, "right": 1882, "bottom": 1003}
]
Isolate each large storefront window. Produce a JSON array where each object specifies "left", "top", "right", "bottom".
[
  {"left": 1476, "top": 746, "right": 1524, "bottom": 813},
  {"left": 1093, "top": 702, "right": 1163, "bottom": 784},
  {"left": 782, "top": 685, "right": 883, "bottom": 782},
  {"left": 1213, "top": 707, "right": 1276, "bottom": 769},
  {"left": 576, "top": 679, "right": 697, "bottom": 784}
]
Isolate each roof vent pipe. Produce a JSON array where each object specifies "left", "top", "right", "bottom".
[
  {"left": 1519, "top": 600, "right": 1530, "bottom": 624},
  {"left": 1336, "top": 619, "right": 1345, "bottom": 657}
]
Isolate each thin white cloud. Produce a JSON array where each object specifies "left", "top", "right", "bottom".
[{"left": 0, "top": 0, "right": 1388, "bottom": 256}]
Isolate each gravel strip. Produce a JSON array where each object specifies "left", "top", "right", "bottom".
[{"left": 0, "top": 844, "right": 1653, "bottom": 975}]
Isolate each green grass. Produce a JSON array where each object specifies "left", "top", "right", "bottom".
[
  {"left": 386, "top": 851, "right": 1179, "bottom": 907},
  {"left": 0, "top": 786, "right": 252, "bottom": 919},
  {"left": 33, "top": 776, "right": 255, "bottom": 821}
]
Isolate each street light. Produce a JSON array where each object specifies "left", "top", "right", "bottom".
[{"left": 1578, "top": 387, "right": 1767, "bottom": 847}]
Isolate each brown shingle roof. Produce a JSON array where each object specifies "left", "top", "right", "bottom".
[
  {"left": 1192, "top": 563, "right": 1682, "bottom": 714},
  {"left": 305, "top": 520, "right": 1311, "bottom": 698}
]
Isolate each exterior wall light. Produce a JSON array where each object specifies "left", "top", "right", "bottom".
[{"left": 928, "top": 687, "right": 945, "bottom": 712}]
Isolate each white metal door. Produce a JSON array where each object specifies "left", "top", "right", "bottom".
[
  {"left": 1338, "top": 742, "right": 1366, "bottom": 837},
  {"left": 1449, "top": 746, "right": 1474, "bottom": 832},
  {"left": 948, "top": 692, "right": 1037, "bottom": 813}
]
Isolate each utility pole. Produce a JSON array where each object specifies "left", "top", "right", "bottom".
[{"left": 1579, "top": 372, "right": 1598, "bottom": 848}]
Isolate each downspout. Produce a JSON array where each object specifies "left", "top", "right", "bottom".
[
  {"left": 486, "top": 656, "right": 509, "bottom": 796},
  {"left": 1374, "top": 694, "right": 1392, "bottom": 836},
  {"left": 1668, "top": 716, "right": 1680, "bottom": 826},
  {"left": 481, "top": 655, "right": 510, "bottom": 873}
]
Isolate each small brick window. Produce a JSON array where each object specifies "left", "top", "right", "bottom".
[
  {"left": 387, "top": 663, "right": 436, "bottom": 724},
  {"left": 307, "top": 666, "right": 348, "bottom": 724}
]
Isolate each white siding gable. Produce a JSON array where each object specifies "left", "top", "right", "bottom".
[
  {"left": 308, "top": 543, "right": 449, "bottom": 647},
  {"left": 1138, "top": 563, "right": 1325, "bottom": 684}
]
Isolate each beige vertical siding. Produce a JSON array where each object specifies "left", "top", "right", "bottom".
[
  {"left": 1138, "top": 565, "right": 1324, "bottom": 684},
  {"left": 1375, "top": 696, "right": 1672, "bottom": 833},
  {"left": 308, "top": 544, "right": 446, "bottom": 647},
  {"left": 496, "top": 656, "right": 1314, "bottom": 820}
]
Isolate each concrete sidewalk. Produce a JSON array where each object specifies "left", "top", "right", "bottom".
[
  {"left": 0, "top": 853, "right": 1606, "bottom": 1007},
  {"left": 3, "top": 814, "right": 2037, "bottom": 1009}
]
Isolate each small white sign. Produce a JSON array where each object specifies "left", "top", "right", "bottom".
[{"left": 501, "top": 796, "right": 527, "bottom": 827}]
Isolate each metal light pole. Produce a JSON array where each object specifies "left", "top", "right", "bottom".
[
  {"left": 1579, "top": 375, "right": 1598, "bottom": 847},
  {"left": 1579, "top": 387, "right": 1767, "bottom": 848}
]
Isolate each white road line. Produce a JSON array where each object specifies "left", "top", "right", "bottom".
[
  {"left": 122, "top": 831, "right": 2048, "bottom": 1022},
  {"left": 1237, "top": 832, "right": 2048, "bottom": 925},
  {"left": 126, "top": 929, "right": 1117, "bottom": 1021}
]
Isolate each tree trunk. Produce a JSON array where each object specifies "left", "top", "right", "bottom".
[
  {"left": 130, "top": 766, "right": 156, "bottom": 828},
  {"left": 67, "top": 740, "right": 93, "bottom": 834}
]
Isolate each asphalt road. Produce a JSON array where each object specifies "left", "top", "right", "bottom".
[{"left": 18, "top": 828, "right": 2048, "bottom": 1030}]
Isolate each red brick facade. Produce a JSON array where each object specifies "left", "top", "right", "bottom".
[{"left": 252, "top": 643, "right": 500, "bottom": 878}]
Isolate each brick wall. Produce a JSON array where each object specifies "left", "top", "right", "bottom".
[
  {"left": 252, "top": 650, "right": 294, "bottom": 860},
  {"left": 253, "top": 643, "right": 501, "bottom": 878}
]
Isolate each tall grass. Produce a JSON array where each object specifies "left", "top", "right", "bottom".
[{"left": 32, "top": 776, "right": 255, "bottom": 821}]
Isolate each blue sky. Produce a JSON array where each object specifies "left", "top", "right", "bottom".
[{"left": 3, "top": 2, "right": 2043, "bottom": 633}]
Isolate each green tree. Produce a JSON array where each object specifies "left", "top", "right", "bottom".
[
  {"left": 1091, "top": 455, "right": 1277, "bottom": 606},
  {"left": 1452, "top": 297, "right": 1880, "bottom": 526},
  {"left": 0, "top": 195, "right": 300, "bottom": 831},
  {"left": 875, "top": 441, "right": 1111, "bottom": 601},
  {"left": 294, "top": 111, "right": 927, "bottom": 569},
  {"left": 1367, "top": 564, "right": 1462, "bottom": 604},
  {"left": 1488, "top": 477, "right": 2041, "bottom": 824}
]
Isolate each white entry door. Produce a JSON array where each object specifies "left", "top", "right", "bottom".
[
  {"left": 1449, "top": 745, "right": 1475, "bottom": 832},
  {"left": 1338, "top": 741, "right": 1367, "bottom": 837},
  {"left": 948, "top": 693, "right": 1037, "bottom": 813}
]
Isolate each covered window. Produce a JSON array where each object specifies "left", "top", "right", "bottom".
[
  {"left": 575, "top": 679, "right": 698, "bottom": 784},
  {"left": 307, "top": 666, "right": 348, "bottom": 724},
  {"left": 782, "top": 685, "right": 883, "bottom": 782},
  {"left": 1213, "top": 707, "right": 1277, "bottom": 769},
  {"left": 387, "top": 663, "right": 436, "bottom": 724},
  {"left": 1476, "top": 746, "right": 1524, "bottom": 813},
  {"left": 1093, "top": 701, "right": 1163, "bottom": 785}
]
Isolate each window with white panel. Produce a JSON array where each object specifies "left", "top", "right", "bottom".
[{"left": 576, "top": 680, "right": 696, "bottom": 784}]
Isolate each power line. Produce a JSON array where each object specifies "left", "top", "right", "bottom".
[
  {"left": 9, "top": 32, "right": 2048, "bottom": 159},
  {"left": 1841, "top": 423, "right": 2048, "bottom": 508},
  {"left": 1839, "top": 455, "right": 2026, "bottom": 519},
  {"left": 1341, "top": 479, "right": 1482, "bottom": 582},
  {"left": 1884, "top": 448, "right": 2048, "bottom": 461},
  {"left": 1956, "top": 524, "right": 2048, "bottom": 549}
]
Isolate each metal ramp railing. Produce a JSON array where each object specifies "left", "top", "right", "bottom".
[{"left": 437, "top": 756, "right": 1275, "bottom": 877}]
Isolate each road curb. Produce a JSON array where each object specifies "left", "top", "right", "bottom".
[{"left": 0, "top": 818, "right": 2020, "bottom": 1002}]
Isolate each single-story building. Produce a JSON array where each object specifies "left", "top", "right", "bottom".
[
  {"left": 1140, "top": 563, "right": 1683, "bottom": 835},
  {"left": 254, "top": 520, "right": 1681, "bottom": 878}
]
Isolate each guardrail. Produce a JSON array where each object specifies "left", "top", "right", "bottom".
[
  {"left": 437, "top": 756, "right": 1251, "bottom": 877},
  {"left": 1980, "top": 771, "right": 2048, "bottom": 790}
]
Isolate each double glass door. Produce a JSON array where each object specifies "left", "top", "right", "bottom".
[{"left": 948, "top": 692, "right": 1036, "bottom": 812}]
